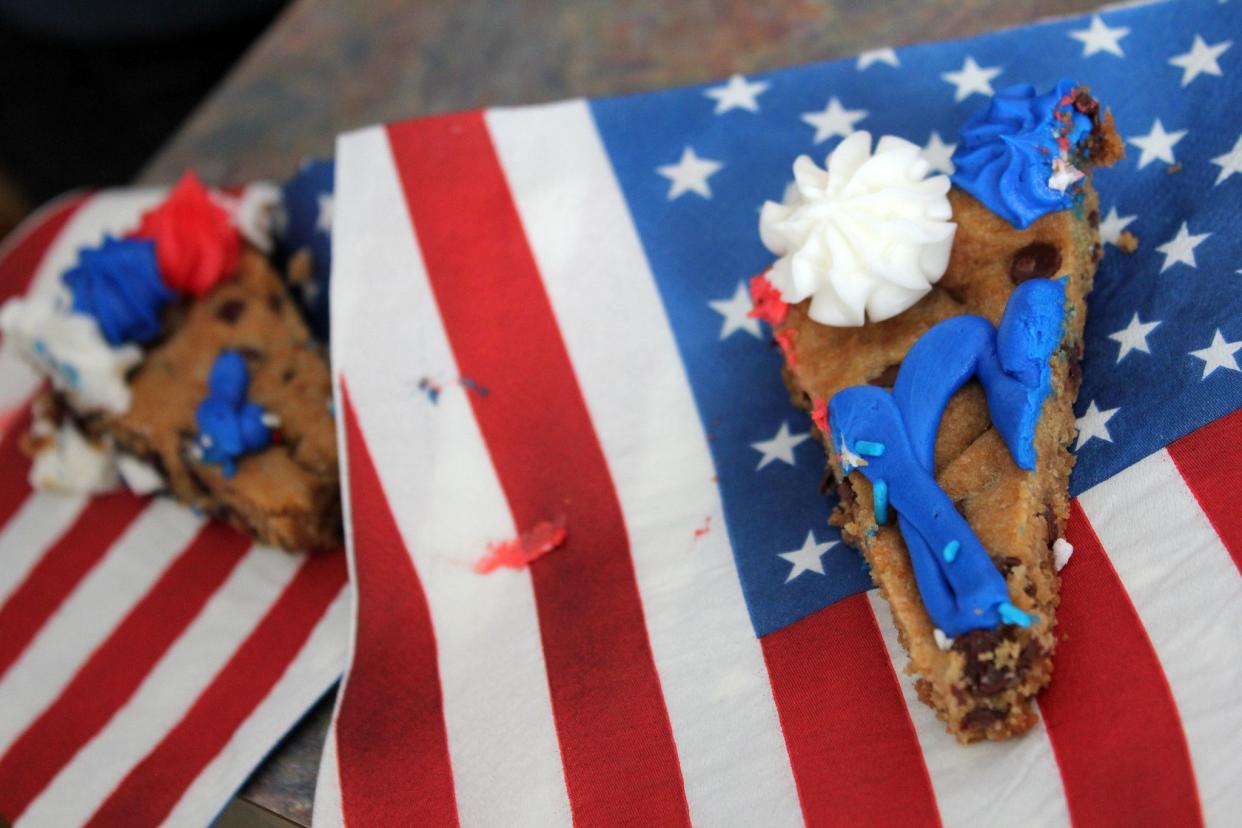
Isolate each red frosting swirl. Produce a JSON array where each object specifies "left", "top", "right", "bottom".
[{"left": 134, "top": 172, "right": 239, "bottom": 297}]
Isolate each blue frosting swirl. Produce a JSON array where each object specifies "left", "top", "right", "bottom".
[
  {"left": 828, "top": 279, "right": 1066, "bottom": 636},
  {"left": 950, "top": 80, "right": 1093, "bottom": 229},
  {"left": 195, "top": 351, "right": 272, "bottom": 478},
  {"left": 63, "top": 235, "right": 173, "bottom": 346}
]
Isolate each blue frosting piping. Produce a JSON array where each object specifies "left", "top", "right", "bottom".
[
  {"left": 828, "top": 279, "right": 1066, "bottom": 635},
  {"left": 62, "top": 236, "right": 173, "bottom": 346},
  {"left": 950, "top": 80, "right": 1093, "bottom": 229},
  {"left": 194, "top": 351, "right": 272, "bottom": 478}
]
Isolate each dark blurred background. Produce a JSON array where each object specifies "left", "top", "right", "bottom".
[{"left": 0, "top": 0, "right": 288, "bottom": 239}]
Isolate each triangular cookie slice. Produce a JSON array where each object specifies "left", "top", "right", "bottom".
[{"left": 753, "top": 82, "right": 1123, "bottom": 741}]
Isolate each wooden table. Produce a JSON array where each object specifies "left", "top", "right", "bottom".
[{"left": 140, "top": 0, "right": 1104, "bottom": 822}]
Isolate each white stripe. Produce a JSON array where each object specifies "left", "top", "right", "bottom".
[
  {"left": 0, "top": 191, "right": 83, "bottom": 270},
  {"left": 328, "top": 126, "right": 572, "bottom": 827},
  {"left": 0, "top": 189, "right": 165, "bottom": 412},
  {"left": 1079, "top": 449, "right": 1242, "bottom": 823},
  {"left": 486, "top": 101, "right": 803, "bottom": 828},
  {"left": 0, "top": 492, "right": 88, "bottom": 607},
  {"left": 0, "top": 500, "right": 200, "bottom": 756},
  {"left": 867, "top": 592, "right": 1070, "bottom": 827},
  {"left": 162, "top": 588, "right": 349, "bottom": 828},
  {"left": 20, "top": 545, "right": 296, "bottom": 827}
]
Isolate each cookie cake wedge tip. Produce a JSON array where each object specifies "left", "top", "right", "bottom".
[{"left": 750, "top": 80, "right": 1122, "bottom": 743}]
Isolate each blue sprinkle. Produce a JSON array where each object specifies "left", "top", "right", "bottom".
[
  {"left": 997, "top": 601, "right": 1032, "bottom": 628},
  {"left": 854, "top": 439, "right": 886, "bottom": 457},
  {"left": 942, "top": 540, "right": 960, "bottom": 563},
  {"left": 872, "top": 479, "right": 888, "bottom": 524}
]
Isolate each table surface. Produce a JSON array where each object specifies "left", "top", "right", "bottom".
[{"left": 139, "top": 0, "right": 1106, "bottom": 823}]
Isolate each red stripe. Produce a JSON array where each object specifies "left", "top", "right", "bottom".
[
  {"left": 0, "top": 522, "right": 250, "bottom": 819},
  {"left": 1167, "top": 408, "right": 1242, "bottom": 576},
  {"left": 86, "top": 549, "right": 347, "bottom": 827},
  {"left": 760, "top": 594, "right": 942, "bottom": 827},
  {"left": 0, "top": 490, "right": 147, "bottom": 680},
  {"left": 1039, "top": 501, "right": 1202, "bottom": 827},
  {"left": 335, "top": 383, "right": 458, "bottom": 826},
  {"left": 387, "top": 113, "right": 691, "bottom": 825},
  {"left": 0, "top": 402, "right": 34, "bottom": 531},
  {"left": 0, "top": 193, "right": 88, "bottom": 306}
]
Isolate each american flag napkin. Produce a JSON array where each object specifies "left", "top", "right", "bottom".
[
  {"left": 0, "top": 190, "right": 349, "bottom": 827},
  {"left": 320, "top": 0, "right": 1240, "bottom": 824}
]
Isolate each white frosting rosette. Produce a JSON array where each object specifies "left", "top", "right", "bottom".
[
  {"left": 759, "top": 131, "right": 956, "bottom": 327},
  {"left": 28, "top": 417, "right": 119, "bottom": 494},
  {"left": 0, "top": 291, "right": 141, "bottom": 413}
]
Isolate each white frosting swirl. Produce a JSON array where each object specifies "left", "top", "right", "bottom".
[
  {"left": 0, "top": 291, "right": 141, "bottom": 413},
  {"left": 759, "top": 131, "right": 956, "bottom": 327},
  {"left": 28, "top": 416, "right": 119, "bottom": 494}
]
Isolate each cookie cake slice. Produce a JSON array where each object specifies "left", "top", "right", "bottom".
[
  {"left": 750, "top": 81, "right": 1123, "bottom": 742},
  {"left": 0, "top": 173, "right": 340, "bottom": 552}
]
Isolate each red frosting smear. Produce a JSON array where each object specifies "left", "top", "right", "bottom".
[
  {"left": 474, "top": 515, "right": 568, "bottom": 574},
  {"left": 775, "top": 328, "right": 798, "bottom": 368},
  {"left": 748, "top": 273, "right": 789, "bottom": 326},
  {"left": 811, "top": 399, "right": 829, "bottom": 435},
  {"left": 134, "top": 171, "right": 239, "bottom": 297},
  {"left": 693, "top": 515, "right": 711, "bottom": 540}
]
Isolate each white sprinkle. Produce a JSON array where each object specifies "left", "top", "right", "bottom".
[
  {"left": 261, "top": 411, "right": 282, "bottom": 429},
  {"left": 839, "top": 436, "right": 868, "bottom": 471},
  {"left": 1048, "top": 157, "right": 1085, "bottom": 192},
  {"left": 200, "top": 434, "right": 214, "bottom": 449},
  {"left": 934, "top": 628, "right": 954, "bottom": 651},
  {"left": 1053, "top": 538, "right": 1075, "bottom": 572}
]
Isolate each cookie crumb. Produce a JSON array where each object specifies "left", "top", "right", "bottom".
[
  {"left": 1117, "top": 230, "right": 1140, "bottom": 254},
  {"left": 1166, "top": 163, "right": 1182, "bottom": 175}
]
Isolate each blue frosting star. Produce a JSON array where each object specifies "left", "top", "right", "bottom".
[
  {"left": 62, "top": 235, "right": 173, "bottom": 346},
  {"left": 194, "top": 351, "right": 272, "bottom": 478},
  {"left": 950, "top": 80, "right": 1093, "bottom": 229}
]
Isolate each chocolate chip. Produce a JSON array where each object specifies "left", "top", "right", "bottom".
[
  {"left": 1067, "top": 355, "right": 1083, "bottom": 391},
  {"left": 997, "top": 556, "right": 1023, "bottom": 576},
  {"left": 963, "top": 706, "right": 1009, "bottom": 729},
  {"left": 238, "top": 346, "right": 264, "bottom": 362},
  {"left": 267, "top": 292, "right": 284, "bottom": 313},
  {"left": 1044, "top": 507, "right": 1059, "bottom": 544},
  {"left": 1017, "top": 639, "right": 1044, "bottom": 672},
  {"left": 973, "top": 668, "right": 1018, "bottom": 696},
  {"left": 1092, "top": 242, "right": 1102, "bottom": 262},
  {"left": 954, "top": 629, "right": 1016, "bottom": 696},
  {"left": 954, "top": 628, "right": 1001, "bottom": 659},
  {"left": 281, "top": 368, "right": 295, "bottom": 384},
  {"left": 1009, "top": 242, "right": 1062, "bottom": 283},
  {"left": 1088, "top": 209, "right": 1099, "bottom": 229},
  {"left": 215, "top": 299, "right": 246, "bottom": 324},
  {"left": 869, "top": 364, "right": 901, "bottom": 388}
]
